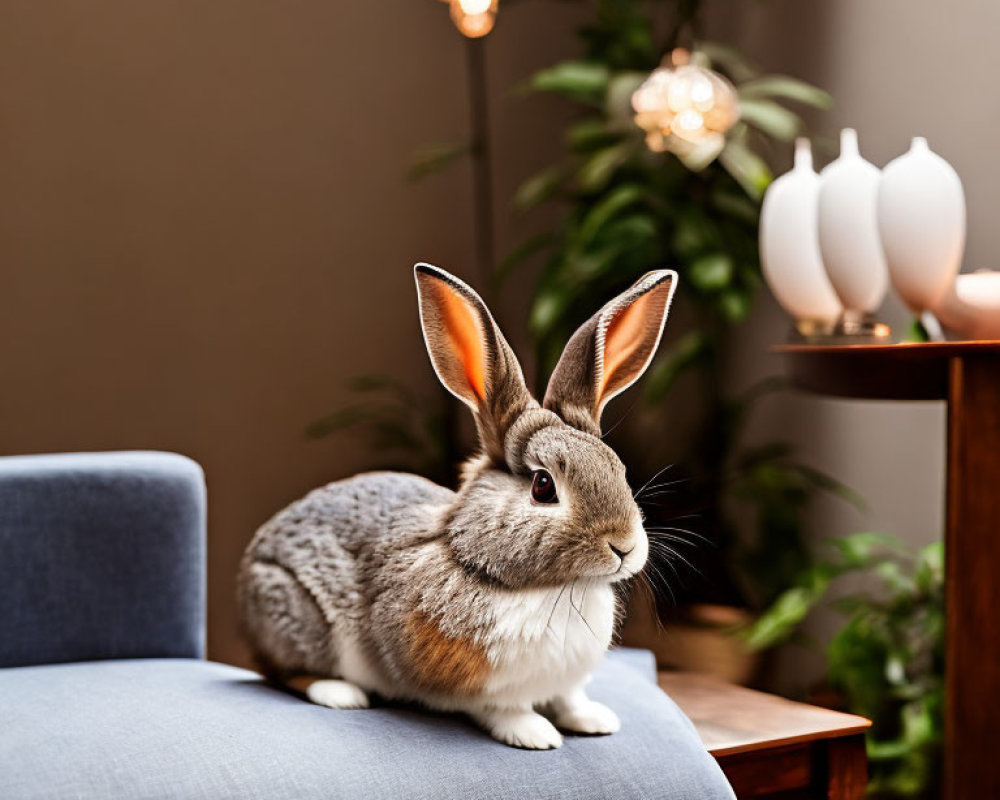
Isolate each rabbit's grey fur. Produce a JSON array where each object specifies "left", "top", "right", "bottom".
[{"left": 239, "top": 264, "right": 676, "bottom": 749}]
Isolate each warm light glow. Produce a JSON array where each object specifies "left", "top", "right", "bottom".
[
  {"left": 691, "top": 76, "right": 714, "bottom": 110},
  {"left": 448, "top": 0, "right": 498, "bottom": 38},
  {"left": 456, "top": 0, "right": 491, "bottom": 14},
  {"left": 631, "top": 48, "right": 740, "bottom": 166},
  {"left": 674, "top": 108, "right": 704, "bottom": 133},
  {"left": 667, "top": 78, "right": 691, "bottom": 113}
]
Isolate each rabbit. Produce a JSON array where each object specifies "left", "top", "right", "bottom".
[{"left": 238, "top": 263, "right": 677, "bottom": 749}]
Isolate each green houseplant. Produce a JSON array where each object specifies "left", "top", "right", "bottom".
[{"left": 748, "top": 533, "right": 944, "bottom": 798}]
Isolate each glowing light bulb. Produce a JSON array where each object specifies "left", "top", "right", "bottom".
[
  {"left": 667, "top": 76, "right": 692, "bottom": 113},
  {"left": 630, "top": 47, "right": 740, "bottom": 165},
  {"left": 676, "top": 109, "right": 704, "bottom": 132},
  {"left": 457, "top": 0, "right": 491, "bottom": 14},
  {"left": 691, "top": 76, "right": 714, "bottom": 111},
  {"left": 448, "top": 0, "right": 498, "bottom": 38}
]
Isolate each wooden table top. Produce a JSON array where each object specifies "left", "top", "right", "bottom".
[
  {"left": 658, "top": 671, "right": 871, "bottom": 757},
  {"left": 774, "top": 340, "right": 1000, "bottom": 400},
  {"left": 774, "top": 341, "right": 1000, "bottom": 356}
]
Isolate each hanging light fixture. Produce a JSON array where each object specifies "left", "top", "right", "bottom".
[
  {"left": 443, "top": 0, "right": 499, "bottom": 39},
  {"left": 631, "top": 48, "right": 740, "bottom": 166}
]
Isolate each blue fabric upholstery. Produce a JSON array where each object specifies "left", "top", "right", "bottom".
[
  {"left": 0, "top": 653, "right": 734, "bottom": 800},
  {"left": 610, "top": 645, "right": 657, "bottom": 683},
  {"left": 0, "top": 451, "right": 206, "bottom": 668},
  {"left": 0, "top": 450, "right": 733, "bottom": 798}
]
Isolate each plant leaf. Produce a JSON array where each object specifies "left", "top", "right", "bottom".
[
  {"left": 711, "top": 189, "right": 760, "bottom": 224},
  {"left": 567, "top": 245, "right": 621, "bottom": 282},
  {"left": 576, "top": 141, "right": 633, "bottom": 192},
  {"left": 407, "top": 142, "right": 470, "bottom": 181},
  {"left": 830, "top": 531, "right": 902, "bottom": 568},
  {"left": 496, "top": 232, "right": 556, "bottom": 283},
  {"left": 577, "top": 183, "right": 644, "bottom": 245},
  {"left": 698, "top": 41, "right": 758, "bottom": 83},
  {"left": 530, "top": 287, "right": 571, "bottom": 338},
  {"left": 643, "top": 331, "right": 711, "bottom": 403},
  {"left": 905, "top": 316, "right": 932, "bottom": 343},
  {"left": 719, "top": 288, "right": 752, "bottom": 322},
  {"left": 743, "top": 570, "right": 833, "bottom": 650},
  {"left": 304, "top": 407, "right": 372, "bottom": 439},
  {"left": 689, "top": 252, "right": 734, "bottom": 292},
  {"left": 514, "top": 163, "right": 570, "bottom": 213},
  {"left": 606, "top": 71, "right": 648, "bottom": 123},
  {"left": 738, "top": 75, "right": 833, "bottom": 109},
  {"left": 738, "top": 99, "right": 802, "bottom": 142},
  {"left": 530, "top": 61, "right": 610, "bottom": 100},
  {"left": 719, "top": 137, "right": 773, "bottom": 200},
  {"left": 736, "top": 442, "right": 795, "bottom": 469},
  {"left": 566, "top": 118, "right": 624, "bottom": 153},
  {"left": 793, "top": 463, "right": 866, "bottom": 509}
]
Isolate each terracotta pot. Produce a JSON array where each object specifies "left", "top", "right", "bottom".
[{"left": 620, "top": 584, "right": 762, "bottom": 686}]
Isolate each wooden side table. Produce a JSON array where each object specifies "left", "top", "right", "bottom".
[
  {"left": 659, "top": 671, "right": 870, "bottom": 799},
  {"left": 776, "top": 341, "right": 1000, "bottom": 799}
]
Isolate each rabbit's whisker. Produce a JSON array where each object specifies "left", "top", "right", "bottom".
[
  {"left": 563, "top": 584, "right": 575, "bottom": 658},
  {"left": 655, "top": 512, "right": 702, "bottom": 522},
  {"left": 648, "top": 532, "right": 701, "bottom": 551},
  {"left": 638, "top": 478, "right": 688, "bottom": 495},
  {"left": 545, "top": 584, "right": 569, "bottom": 640},
  {"left": 651, "top": 540, "right": 704, "bottom": 580},
  {"left": 646, "top": 526, "right": 712, "bottom": 547},
  {"left": 645, "top": 541, "right": 688, "bottom": 589},
  {"left": 600, "top": 399, "right": 637, "bottom": 440},
  {"left": 643, "top": 552, "right": 678, "bottom": 602},
  {"left": 633, "top": 464, "right": 676, "bottom": 500},
  {"left": 640, "top": 571, "right": 671, "bottom": 631},
  {"left": 646, "top": 535, "right": 709, "bottom": 554},
  {"left": 642, "top": 563, "right": 676, "bottom": 610},
  {"left": 569, "top": 582, "right": 599, "bottom": 643}
]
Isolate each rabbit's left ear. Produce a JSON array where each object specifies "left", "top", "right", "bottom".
[
  {"left": 543, "top": 270, "right": 676, "bottom": 435},
  {"left": 415, "top": 263, "right": 535, "bottom": 462}
]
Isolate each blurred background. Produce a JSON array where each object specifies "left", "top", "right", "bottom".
[{"left": 2, "top": 2, "right": 995, "bottom": 793}]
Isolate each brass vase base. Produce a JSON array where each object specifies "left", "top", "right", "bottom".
[{"left": 790, "top": 312, "right": 892, "bottom": 344}]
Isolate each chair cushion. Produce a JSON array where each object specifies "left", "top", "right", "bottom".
[
  {"left": 0, "top": 451, "right": 206, "bottom": 668},
  {"left": 0, "top": 650, "right": 733, "bottom": 799}
]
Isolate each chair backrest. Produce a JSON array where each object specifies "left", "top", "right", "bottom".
[{"left": 0, "top": 451, "right": 206, "bottom": 668}]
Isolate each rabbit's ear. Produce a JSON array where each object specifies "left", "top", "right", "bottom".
[
  {"left": 415, "top": 263, "right": 534, "bottom": 462},
  {"left": 543, "top": 270, "right": 676, "bottom": 435}
]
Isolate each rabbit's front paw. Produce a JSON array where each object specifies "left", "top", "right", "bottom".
[
  {"left": 305, "top": 679, "right": 370, "bottom": 709},
  {"left": 551, "top": 690, "right": 620, "bottom": 735},
  {"left": 476, "top": 709, "right": 563, "bottom": 750}
]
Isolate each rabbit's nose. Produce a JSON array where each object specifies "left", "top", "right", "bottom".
[{"left": 608, "top": 543, "right": 634, "bottom": 560}]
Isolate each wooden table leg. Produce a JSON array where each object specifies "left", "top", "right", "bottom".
[
  {"left": 824, "top": 735, "right": 867, "bottom": 800},
  {"left": 945, "top": 354, "right": 1000, "bottom": 799}
]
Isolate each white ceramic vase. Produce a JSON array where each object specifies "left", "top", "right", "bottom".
[
  {"left": 877, "top": 137, "right": 965, "bottom": 313},
  {"left": 759, "top": 138, "right": 842, "bottom": 332},
  {"left": 934, "top": 271, "right": 1000, "bottom": 340},
  {"left": 817, "top": 129, "right": 889, "bottom": 317}
]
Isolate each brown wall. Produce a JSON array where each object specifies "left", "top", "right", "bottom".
[{"left": 0, "top": 0, "right": 582, "bottom": 666}]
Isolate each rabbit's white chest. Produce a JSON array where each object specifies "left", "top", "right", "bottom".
[{"left": 481, "top": 582, "right": 616, "bottom": 706}]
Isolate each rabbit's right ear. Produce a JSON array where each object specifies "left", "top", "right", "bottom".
[
  {"left": 543, "top": 270, "right": 676, "bottom": 436},
  {"left": 414, "top": 263, "right": 535, "bottom": 463}
]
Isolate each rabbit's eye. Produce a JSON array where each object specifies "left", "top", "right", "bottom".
[{"left": 530, "top": 469, "right": 558, "bottom": 504}]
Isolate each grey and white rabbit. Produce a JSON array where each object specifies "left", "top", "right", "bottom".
[{"left": 238, "top": 263, "right": 677, "bottom": 749}]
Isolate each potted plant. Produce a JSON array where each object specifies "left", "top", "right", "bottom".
[{"left": 747, "top": 533, "right": 944, "bottom": 798}]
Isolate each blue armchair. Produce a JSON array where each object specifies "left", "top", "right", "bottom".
[{"left": 0, "top": 451, "right": 734, "bottom": 799}]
